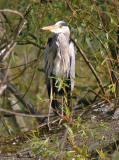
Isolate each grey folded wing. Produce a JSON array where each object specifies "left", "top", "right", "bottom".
[{"left": 69, "top": 41, "right": 75, "bottom": 91}]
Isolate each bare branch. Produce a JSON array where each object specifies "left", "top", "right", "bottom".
[
  {"left": 71, "top": 38, "right": 105, "bottom": 94},
  {"left": 7, "top": 82, "right": 35, "bottom": 114},
  {"left": 0, "top": 41, "right": 16, "bottom": 61},
  {"left": 0, "top": 9, "right": 23, "bottom": 18},
  {"left": 0, "top": 107, "right": 54, "bottom": 118}
]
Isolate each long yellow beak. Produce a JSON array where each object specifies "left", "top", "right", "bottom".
[{"left": 42, "top": 25, "right": 59, "bottom": 31}]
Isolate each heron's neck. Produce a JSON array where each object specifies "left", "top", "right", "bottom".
[
  {"left": 64, "top": 32, "right": 70, "bottom": 41},
  {"left": 57, "top": 33, "right": 70, "bottom": 43}
]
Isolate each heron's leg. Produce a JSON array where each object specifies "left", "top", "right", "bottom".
[
  {"left": 68, "top": 92, "right": 72, "bottom": 112},
  {"left": 61, "top": 96, "right": 64, "bottom": 116},
  {"left": 66, "top": 80, "right": 72, "bottom": 110},
  {"left": 58, "top": 96, "right": 64, "bottom": 126},
  {"left": 48, "top": 79, "right": 53, "bottom": 130},
  {"left": 64, "top": 85, "right": 72, "bottom": 114},
  {"left": 67, "top": 92, "right": 71, "bottom": 109}
]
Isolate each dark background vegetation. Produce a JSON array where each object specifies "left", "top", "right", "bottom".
[{"left": 0, "top": 0, "right": 119, "bottom": 159}]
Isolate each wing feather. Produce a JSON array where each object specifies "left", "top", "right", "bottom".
[{"left": 44, "top": 36, "right": 57, "bottom": 77}]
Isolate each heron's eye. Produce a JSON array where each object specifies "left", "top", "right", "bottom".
[{"left": 59, "top": 24, "right": 62, "bottom": 28}]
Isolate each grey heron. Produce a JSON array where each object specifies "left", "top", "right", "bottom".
[{"left": 42, "top": 21, "right": 75, "bottom": 113}]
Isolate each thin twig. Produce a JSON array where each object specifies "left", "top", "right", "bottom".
[
  {"left": 17, "top": 40, "right": 45, "bottom": 49},
  {"left": 66, "top": 0, "right": 76, "bottom": 13}
]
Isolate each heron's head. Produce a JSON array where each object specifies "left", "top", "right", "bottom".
[{"left": 42, "top": 21, "right": 70, "bottom": 34}]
